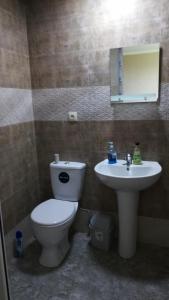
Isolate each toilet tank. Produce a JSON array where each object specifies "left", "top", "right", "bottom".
[{"left": 50, "top": 161, "right": 86, "bottom": 201}]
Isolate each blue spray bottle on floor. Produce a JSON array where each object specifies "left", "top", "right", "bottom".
[{"left": 15, "top": 230, "right": 23, "bottom": 258}]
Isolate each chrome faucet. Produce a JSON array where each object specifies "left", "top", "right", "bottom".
[{"left": 126, "top": 153, "right": 132, "bottom": 171}]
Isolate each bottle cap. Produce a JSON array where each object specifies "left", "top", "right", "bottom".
[
  {"left": 16, "top": 230, "right": 22, "bottom": 239},
  {"left": 54, "top": 153, "right": 59, "bottom": 163}
]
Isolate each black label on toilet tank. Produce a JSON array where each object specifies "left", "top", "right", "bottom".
[{"left": 59, "top": 172, "right": 69, "bottom": 183}]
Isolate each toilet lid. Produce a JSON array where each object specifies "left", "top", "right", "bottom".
[{"left": 31, "top": 199, "right": 76, "bottom": 226}]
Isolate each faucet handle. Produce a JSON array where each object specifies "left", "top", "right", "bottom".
[{"left": 126, "top": 153, "right": 132, "bottom": 162}]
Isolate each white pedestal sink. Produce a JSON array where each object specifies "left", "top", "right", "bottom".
[{"left": 94, "top": 159, "right": 162, "bottom": 258}]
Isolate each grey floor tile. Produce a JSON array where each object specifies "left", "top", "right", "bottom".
[{"left": 8, "top": 233, "right": 169, "bottom": 300}]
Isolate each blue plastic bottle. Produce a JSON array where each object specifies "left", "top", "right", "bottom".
[
  {"left": 15, "top": 230, "right": 23, "bottom": 257},
  {"left": 107, "top": 141, "right": 117, "bottom": 164}
]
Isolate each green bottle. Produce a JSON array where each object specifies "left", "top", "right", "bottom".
[{"left": 133, "top": 142, "right": 142, "bottom": 165}]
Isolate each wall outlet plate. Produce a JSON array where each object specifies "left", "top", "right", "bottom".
[{"left": 68, "top": 111, "right": 78, "bottom": 121}]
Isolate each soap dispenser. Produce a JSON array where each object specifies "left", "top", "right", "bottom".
[
  {"left": 107, "top": 141, "right": 117, "bottom": 164},
  {"left": 133, "top": 142, "right": 142, "bottom": 165}
]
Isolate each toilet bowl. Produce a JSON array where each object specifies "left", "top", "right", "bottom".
[
  {"left": 31, "top": 199, "right": 78, "bottom": 267},
  {"left": 30, "top": 161, "right": 86, "bottom": 267}
]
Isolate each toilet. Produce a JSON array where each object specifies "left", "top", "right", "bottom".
[{"left": 31, "top": 161, "right": 86, "bottom": 267}]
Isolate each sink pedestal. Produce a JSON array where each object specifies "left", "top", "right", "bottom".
[
  {"left": 95, "top": 159, "right": 162, "bottom": 259},
  {"left": 117, "top": 191, "right": 139, "bottom": 259}
]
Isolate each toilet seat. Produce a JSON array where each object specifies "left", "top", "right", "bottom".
[{"left": 31, "top": 199, "right": 76, "bottom": 226}]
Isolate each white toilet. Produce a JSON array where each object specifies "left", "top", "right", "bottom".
[{"left": 31, "top": 161, "right": 86, "bottom": 267}]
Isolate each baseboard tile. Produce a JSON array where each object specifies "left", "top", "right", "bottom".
[
  {"left": 75, "top": 209, "right": 169, "bottom": 248},
  {"left": 138, "top": 216, "right": 169, "bottom": 247}
]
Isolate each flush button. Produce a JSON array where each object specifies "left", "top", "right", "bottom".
[{"left": 59, "top": 172, "right": 69, "bottom": 183}]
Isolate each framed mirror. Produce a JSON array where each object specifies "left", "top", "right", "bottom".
[{"left": 110, "top": 43, "right": 160, "bottom": 103}]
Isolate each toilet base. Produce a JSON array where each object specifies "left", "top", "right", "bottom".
[{"left": 39, "top": 235, "right": 70, "bottom": 268}]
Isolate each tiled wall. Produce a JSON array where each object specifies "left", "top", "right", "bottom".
[
  {"left": 32, "top": 83, "right": 169, "bottom": 121},
  {"left": 0, "top": 122, "right": 39, "bottom": 233},
  {"left": 27, "top": 0, "right": 169, "bottom": 88},
  {"left": 0, "top": 0, "right": 30, "bottom": 88},
  {"left": 0, "top": 0, "right": 39, "bottom": 233},
  {"left": 2, "top": 0, "right": 169, "bottom": 233},
  {"left": 35, "top": 120, "right": 169, "bottom": 220},
  {"left": 26, "top": 0, "right": 169, "bottom": 221}
]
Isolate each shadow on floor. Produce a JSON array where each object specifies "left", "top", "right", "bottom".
[{"left": 13, "top": 234, "right": 169, "bottom": 282}]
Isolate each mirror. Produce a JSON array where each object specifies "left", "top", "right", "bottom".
[{"left": 110, "top": 43, "right": 160, "bottom": 103}]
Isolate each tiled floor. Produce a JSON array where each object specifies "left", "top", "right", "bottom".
[{"left": 8, "top": 233, "right": 169, "bottom": 300}]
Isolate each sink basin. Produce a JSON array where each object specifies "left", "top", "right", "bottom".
[
  {"left": 94, "top": 159, "right": 162, "bottom": 191},
  {"left": 94, "top": 159, "right": 162, "bottom": 259}
]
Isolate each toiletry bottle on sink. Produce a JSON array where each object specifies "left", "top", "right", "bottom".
[
  {"left": 107, "top": 141, "right": 117, "bottom": 164},
  {"left": 133, "top": 142, "right": 142, "bottom": 165}
]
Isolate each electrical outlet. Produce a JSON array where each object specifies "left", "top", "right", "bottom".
[{"left": 68, "top": 111, "right": 78, "bottom": 121}]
